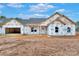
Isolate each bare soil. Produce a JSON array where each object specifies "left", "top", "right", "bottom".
[{"left": 0, "top": 34, "right": 79, "bottom": 56}]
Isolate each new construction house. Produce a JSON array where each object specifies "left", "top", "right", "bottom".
[{"left": 0, "top": 12, "right": 76, "bottom": 36}]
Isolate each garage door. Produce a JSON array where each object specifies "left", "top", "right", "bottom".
[{"left": 5, "top": 28, "right": 21, "bottom": 34}]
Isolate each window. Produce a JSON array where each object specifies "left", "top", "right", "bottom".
[
  {"left": 31, "top": 27, "right": 37, "bottom": 32},
  {"left": 55, "top": 27, "right": 59, "bottom": 33},
  {"left": 67, "top": 27, "right": 71, "bottom": 32}
]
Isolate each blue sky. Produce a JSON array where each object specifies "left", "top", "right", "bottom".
[{"left": 0, "top": 3, "right": 79, "bottom": 22}]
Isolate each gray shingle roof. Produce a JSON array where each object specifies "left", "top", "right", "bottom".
[
  {"left": 0, "top": 18, "right": 47, "bottom": 26},
  {"left": 25, "top": 18, "right": 47, "bottom": 24}
]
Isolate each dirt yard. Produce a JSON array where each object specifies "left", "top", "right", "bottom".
[{"left": 0, "top": 34, "right": 79, "bottom": 56}]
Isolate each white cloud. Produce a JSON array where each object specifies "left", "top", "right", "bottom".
[
  {"left": 29, "top": 3, "right": 55, "bottom": 12},
  {"left": 55, "top": 9, "right": 65, "bottom": 12},
  {"left": 18, "top": 14, "right": 31, "bottom": 19},
  {"left": 7, "top": 3, "right": 24, "bottom": 8},
  {"left": 32, "top": 14, "right": 49, "bottom": 18},
  {"left": 18, "top": 13, "right": 49, "bottom": 19}
]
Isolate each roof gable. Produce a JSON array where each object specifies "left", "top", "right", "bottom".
[
  {"left": 51, "top": 17, "right": 66, "bottom": 25},
  {"left": 40, "top": 12, "right": 76, "bottom": 26},
  {"left": 3, "top": 19, "right": 23, "bottom": 26}
]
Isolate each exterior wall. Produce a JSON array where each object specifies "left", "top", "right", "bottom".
[
  {"left": 64, "top": 24, "right": 76, "bottom": 36},
  {"left": 47, "top": 24, "right": 64, "bottom": 36},
  {"left": 24, "top": 26, "right": 47, "bottom": 35},
  {"left": 47, "top": 21, "right": 76, "bottom": 36},
  {"left": 2, "top": 20, "right": 24, "bottom": 34},
  {"left": 24, "top": 26, "right": 40, "bottom": 34},
  {"left": 30, "top": 27, "right": 40, "bottom": 34},
  {"left": 39, "top": 26, "right": 47, "bottom": 34},
  {"left": 23, "top": 26, "right": 30, "bottom": 34},
  {"left": 0, "top": 27, "right": 3, "bottom": 34}
]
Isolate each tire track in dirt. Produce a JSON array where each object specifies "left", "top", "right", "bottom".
[{"left": 0, "top": 41, "right": 27, "bottom": 52}]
